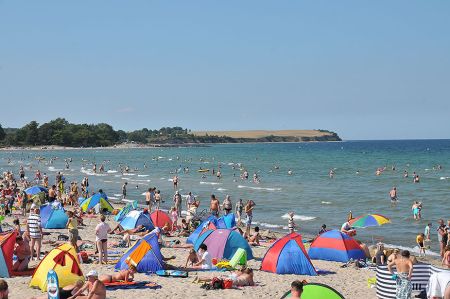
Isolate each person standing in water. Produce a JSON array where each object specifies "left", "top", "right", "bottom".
[
  {"left": 122, "top": 182, "right": 127, "bottom": 199},
  {"left": 390, "top": 187, "right": 398, "bottom": 204}
]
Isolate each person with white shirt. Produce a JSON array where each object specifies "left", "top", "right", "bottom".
[
  {"left": 193, "top": 244, "right": 212, "bottom": 269},
  {"left": 95, "top": 215, "right": 111, "bottom": 264}
]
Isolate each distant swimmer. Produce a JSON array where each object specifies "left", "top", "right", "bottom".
[
  {"left": 356, "top": 170, "right": 360, "bottom": 175},
  {"left": 413, "top": 174, "right": 420, "bottom": 183},
  {"left": 92, "top": 163, "right": 97, "bottom": 173},
  {"left": 389, "top": 187, "right": 398, "bottom": 203},
  {"left": 288, "top": 169, "right": 293, "bottom": 175},
  {"left": 329, "top": 169, "right": 334, "bottom": 178},
  {"left": 404, "top": 170, "right": 408, "bottom": 178}
]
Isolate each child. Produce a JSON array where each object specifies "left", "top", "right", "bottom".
[
  {"left": 288, "top": 212, "right": 296, "bottom": 233},
  {"left": 185, "top": 249, "right": 199, "bottom": 267},
  {"left": 416, "top": 233, "right": 426, "bottom": 256},
  {"left": 170, "top": 207, "right": 178, "bottom": 232},
  {"left": 424, "top": 223, "right": 432, "bottom": 241}
]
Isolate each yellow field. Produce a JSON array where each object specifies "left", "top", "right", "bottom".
[{"left": 192, "top": 130, "right": 332, "bottom": 138}]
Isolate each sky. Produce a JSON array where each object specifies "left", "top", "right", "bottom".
[{"left": 0, "top": 1, "right": 449, "bottom": 140}]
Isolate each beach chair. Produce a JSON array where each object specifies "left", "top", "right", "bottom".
[{"left": 229, "top": 248, "right": 247, "bottom": 269}]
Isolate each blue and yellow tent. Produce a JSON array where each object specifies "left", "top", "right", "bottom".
[
  {"left": 115, "top": 233, "right": 164, "bottom": 273},
  {"left": 80, "top": 193, "right": 114, "bottom": 213}
]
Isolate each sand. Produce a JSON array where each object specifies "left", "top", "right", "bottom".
[{"left": 2, "top": 212, "right": 378, "bottom": 299}]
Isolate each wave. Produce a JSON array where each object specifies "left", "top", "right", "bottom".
[
  {"left": 48, "top": 166, "right": 63, "bottom": 172},
  {"left": 216, "top": 188, "right": 227, "bottom": 191},
  {"left": 107, "top": 170, "right": 118, "bottom": 173},
  {"left": 114, "top": 194, "right": 122, "bottom": 197},
  {"left": 440, "top": 177, "right": 450, "bottom": 180},
  {"left": 123, "top": 173, "right": 136, "bottom": 176},
  {"left": 200, "top": 182, "right": 222, "bottom": 185},
  {"left": 138, "top": 174, "right": 149, "bottom": 177},
  {"left": 103, "top": 180, "right": 113, "bottom": 183},
  {"left": 108, "top": 196, "right": 118, "bottom": 200},
  {"left": 253, "top": 221, "right": 284, "bottom": 229},
  {"left": 321, "top": 201, "right": 332, "bottom": 205},
  {"left": 383, "top": 243, "right": 440, "bottom": 257},
  {"left": 80, "top": 167, "right": 107, "bottom": 176},
  {"left": 237, "top": 185, "right": 281, "bottom": 191},
  {"left": 281, "top": 213, "right": 316, "bottom": 221}
]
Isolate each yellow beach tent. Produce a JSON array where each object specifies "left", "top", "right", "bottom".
[{"left": 30, "top": 243, "right": 84, "bottom": 291}]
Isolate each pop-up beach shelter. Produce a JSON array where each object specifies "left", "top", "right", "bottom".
[
  {"left": 30, "top": 243, "right": 84, "bottom": 291},
  {"left": 194, "top": 229, "right": 254, "bottom": 260},
  {"left": 150, "top": 210, "right": 172, "bottom": 229},
  {"left": 308, "top": 230, "right": 366, "bottom": 263},
  {"left": 40, "top": 204, "right": 68, "bottom": 229},
  {"left": 0, "top": 231, "right": 17, "bottom": 278},
  {"left": 261, "top": 233, "right": 317, "bottom": 275},
  {"left": 115, "top": 200, "right": 138, "bottom": 222},
  {"left": 187, "top": 217, "right": 218, "bottom": 244},
  {"left": 281, "top": 283, "right": 345, "bottom": 299},
  {"left": 216, "top": 213, "right": 236, "bottom": 229},
  {"left": 80, "top": 193, "right": 114, "bottom": 213},
  {"left": 115, "top": 233, "right": 164, "bottom": 273},
  {"left": 120, "top": 210, "right": 154, "bottom": 230}
]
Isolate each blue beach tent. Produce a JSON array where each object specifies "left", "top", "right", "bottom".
[
  {"left": 40, "top": 204, "right": 69, "bottom": 229},
  {"left": 115, "top": 233, "right": 164, "bottom": 273},
  {"left": 120, "top": 210, "right": 154, "bottom": 230}
]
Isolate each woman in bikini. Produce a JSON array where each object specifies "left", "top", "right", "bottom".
[{"left": 99, "top": 265, "right": 137, "bottom": 283}]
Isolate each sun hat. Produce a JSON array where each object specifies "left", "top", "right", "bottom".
[{"left": 86, "top": 270, "right": 98, "bottom": 277}]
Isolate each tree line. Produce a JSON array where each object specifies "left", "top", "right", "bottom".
[{"left": 0, "top": 118, "right": 341, "bottom": 147}]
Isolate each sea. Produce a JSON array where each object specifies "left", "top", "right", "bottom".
[{"left": 1, "top": 140, "right": 449, "bottom": 255}]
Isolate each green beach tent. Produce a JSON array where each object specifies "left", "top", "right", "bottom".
[{"left": 280, "top": 283, "right": 345, "bottom": 299}]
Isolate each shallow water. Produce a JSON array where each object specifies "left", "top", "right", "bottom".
[{"left": 1, "top": 140, "right": 449, "bottom": 253}]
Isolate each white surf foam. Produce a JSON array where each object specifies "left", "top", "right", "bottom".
[
  {"left": 138, "top": 174, "right": 149, "bottom": 177},
  {"left": 321, "top": 201, "right": 332, "bottom": 205},
  {"left": 216, "top": 188, "right": 227, "bottom": 191},
  {"left": 107, "top": 170, "right": 118, "bottom": 173},
  {"left": 123, "top": 173, "right": 136, "bottom": 176},
  {"left": 440, "top": 177, "right": 450, "bottom": 180},
  {"left": 108, "top": 196, "right": 118, "bottom": 200},
  {"left": 237, "top": 185, "right": 281, "bottom": 191},
  {"left": 383, "top": 243, "right": 440, "bottom": 257},
  {"left": 281, "top": 213, "right": 316, "bottom": 221},
  {"left": 48, "top": 166, "right": 63, "bottom": 172},
  {"left": 200, "top": 182, "right": 222, "bottom": 185},
  {"left": 114, "top": 194, "right": 122, "bottom": 197},
  {"left": 103, "top": 180, "right": 113, "bottom": 183}
]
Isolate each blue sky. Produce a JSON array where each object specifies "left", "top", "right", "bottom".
[{"left": 0, "top": 1, "right": 449, "bottom": 140}]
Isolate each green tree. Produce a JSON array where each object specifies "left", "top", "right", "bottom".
[{"left": 0, "top": 124, "right": 5, "bottom": 140}]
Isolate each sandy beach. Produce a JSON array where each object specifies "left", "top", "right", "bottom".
[{"left": 1, "top": 211, "right": 379, "bottom": 299}]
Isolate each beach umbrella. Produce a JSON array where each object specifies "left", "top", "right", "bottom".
[
  {"left": 348, "top": 214, "right": 390, "bottom": 228},
  {"left": 25, "top": 186, "right": 48, "bottom": 196}
]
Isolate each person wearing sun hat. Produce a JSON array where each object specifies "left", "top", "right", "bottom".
[{"left": 68, "top": 270, "right": 106, "bottom": 299}]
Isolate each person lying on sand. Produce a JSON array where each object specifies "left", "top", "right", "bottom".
[
  {"left": 99, "top": 265, "right": 136, "bottom": 283},
  {"left": 193, "top": 267, "right": 255, "bottom": 287},
  {"left": 68, "top": 270, "right": 106, "bottom": 299},
  {"left": 32, "top": 280, "right": 84, "bottom": 299}
]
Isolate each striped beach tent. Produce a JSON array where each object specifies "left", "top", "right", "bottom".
[
  {"left": 308, "top": 230, "right": 366, "bottom": 263},
  {"left": 376, "top": 264, "right": 450, "bottom": 299}
]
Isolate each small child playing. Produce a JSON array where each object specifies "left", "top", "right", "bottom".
[
  {"left": 170, "top": 206, "right": 178, "bottom": 231},
  {"left": 416, "top": 233, "right": 426, "bottom": 256},
  {"left": 288, "top": 212, "right": 296, "bottom": 233},
  {"left": 185, "top": 249, "right": 199, "bottom": 267}
]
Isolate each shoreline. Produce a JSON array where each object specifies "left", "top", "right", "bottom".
[{"left": 0, "top": 140, "right": 343, "bottom": 151}]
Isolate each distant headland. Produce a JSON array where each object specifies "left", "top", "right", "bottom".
[{"left": 0, "top": 118, "right": 341, "bottom": 148}]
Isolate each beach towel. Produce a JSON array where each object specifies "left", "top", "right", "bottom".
[{"left": 104, "top": 281, "right": 161, "bottom": 290}]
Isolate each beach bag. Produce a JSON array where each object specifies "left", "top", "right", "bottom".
[
  {"left": 211, "top": 277, "right": 224, "bottom": 290},
  {"left": 223, "top": 279, "right": 233, "bottom": 289}
]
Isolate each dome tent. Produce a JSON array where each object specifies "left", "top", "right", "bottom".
[
  {"left": 115, "top": 233, "right": 164, "bottom": 273},
  {"left": 260, "top": 233, "right": 317, "bottom": 275},
  {"left": 308, "top": 230, "right": 366, "bottom": 263},
  {"left": 194, "top": 229, "right": 253, "bottom": 260}
]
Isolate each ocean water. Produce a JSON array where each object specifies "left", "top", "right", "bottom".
[{"left": 1, "top": 140, "right": 449, "bottom": 254}]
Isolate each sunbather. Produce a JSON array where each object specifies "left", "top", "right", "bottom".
[{"left": 99, "top": 265, "right": 137, "bottom": 283}]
